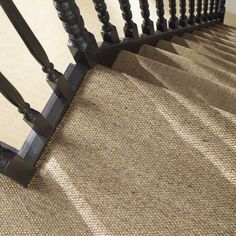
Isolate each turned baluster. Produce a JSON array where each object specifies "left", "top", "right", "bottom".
[
  {"left": 219, "top": 0, "right": 226, "bottom": 23},
  {"left": 208, "top": 0, "right": 215, "bottom": 20},
  {"left": 0, "top": 0, "right": 73, "bottom": 100},
  {"left": 118, "top": 0, "right": 139, "bottom": 39},
  {"left": 53, "top": 0, "right": 98, "bottom": 66},
  {"left": 188, "top": 0, "right": 196, "bottom": 25},
  {"left": 196, "top": 0, "right": 203, "bottom": 23},
  {"left": 0, "top": 72, "right": 52, "bottom": 137},
  {"left": 139, "top": 0, "right": 155, "bottom": 36},
  {"left": 155, "top": 0, "right": 168, "bottom": 32},
  {"left": 202, "top": 0, "right": 209, "bottom": 22},
  {"left": 169, "top": 0, "right": 179, "bottom": 29},
  {"left": 92, "top": 0, "right": 120, "bottom": 43},
  {"left": 214, "top": 0, "right": 220, "bottom": 19},
  {"left": 179, "top": 0, "right": 188, "bottom": 27}
]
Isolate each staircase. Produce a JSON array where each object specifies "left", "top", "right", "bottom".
[
  {"left": 2, "top": 24, "right": 236, "bottom": 235},
  {"left": 1, "top": 0, "right": 236, "bottom": 234}
]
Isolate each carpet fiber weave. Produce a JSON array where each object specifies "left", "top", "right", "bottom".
[{"left": 1, "top": 24, "right": 236, "bottom": 235}]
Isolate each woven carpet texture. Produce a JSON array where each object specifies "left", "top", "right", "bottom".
[{"left": 1, "top": 25, "right": 236, "bottom": 235}]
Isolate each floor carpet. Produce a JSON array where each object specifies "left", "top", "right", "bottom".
[{"left": 1, "top": 24, "right": 236, "bottom": 235}]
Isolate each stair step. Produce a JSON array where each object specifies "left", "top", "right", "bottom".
[
  {"left": 202, "top": 27, "right": 236, "bottom": 43},
  {"left": 193, "top": 30, "right": 236, "bottom": 49},
  {"left": 112, "top": 50, "right": 236, "bottom": 115},
  {"left": 183, "top": 33, "right": 236, "bottom": 56},
  {"left": 138, "top": 44, "right": 236, "bottom": 90},
  {"left": 157, "top": 40, "right": 236, "bottom": 74},
  {"left": 171, "top": 35, "right": 236, "bottom": 64}
]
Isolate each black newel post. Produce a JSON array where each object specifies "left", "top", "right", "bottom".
[
  {"left": 53, "top": 0, "right": 98, "bottom": 66},
  {"left": 202, "top": 0, "right": 209, "bottom": 22},
  {"left": 92, "top": 0, "right": 120, "bottom": 44},
  {"left": 139, "top": 0, "right": 155, "bottom": 36},
  {"left": 155, "top": 0, "right": 168, "bottom": 32},
  {"left": 188, "top": 0, "right": 196, "bottom": 25},
  {"left": 208, "top": 0, "right": 215, "bottom": 20},
  {"left": 118, "top": 0, "right": 139, "bottom": 40},
  {"left": 219, "top": 0, "right": 226, "bottom": 23},
  {"left": 179, "top": 0, "right": 188, "bottom": 27},
  {"left": 196, "top": 0, "right": 203, "bottom": 23},
  {"left": 0, "top": 73, "right": 52, "bottom": 138},
  {"left": 214, "top": 0, "right": 220, "bottom": 19},
  {"left": 0, "top": 0, "right": 73, "bottom": 100},
  {"left": 169, "top": 0, "right": 179, "bottom": 29}
]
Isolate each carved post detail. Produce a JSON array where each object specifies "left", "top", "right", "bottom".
[
  {"left": 196, "top": 0, "right": 203, "bottom": 23},
  {"left": 208, "top": 0, "right": 215, "bottom": 20},
  {"left": 0, "top": 0, "right": 73, "bottom": 100},
  {"left": 92, "top": 0, "right": 120, "bottom": 43},
  {"left": 53, "top": 0, "right": 98, "bottom": 66},
  {"left": 188, "top": 0, "right": 196, "bottom": 25},
  {"left": 139, "top": 0, "right": 155, "bottom": 36},
  {"left": 179, "top": 0, "right": 188, "bottom": 27},
  {"left": 118, "top": 0, "right": 139, "bottom": 39},
  {"left": 169, "top": 0, "right": 179, "bottom": 29},
  {"left": 214, "top": 0, "right": 220, "bottom": 19},
  {"left": 0, "top": 72, "right": 52, "bottom": 137},
  {"left": 155, "top": 0, "right": 168, "bottom": 32},
  {"left": 202, "top": 0, "right": 209, "bottom": 22},
  {"left": 219, "top": 0, "right": 226, "bottom": 23}
]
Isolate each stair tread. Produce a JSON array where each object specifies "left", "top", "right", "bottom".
[
  {"left": 183, "top": 32, "right": 236, "bottom": 56},
  {"left": 202, "top": 27, "right": 236, "bottom": 42},
  {"left": 3, "top": 64, "right": 234, "bottom": 235},
  {"left": 138, "top": 44, "right": 236, "bottom": 90},
  {"left": 112, "top": 50, "right": 236, "bottom": 115},
  {"left": 193, "top": 30, "right": 236, "bottom": 49},
  {"left": 157, "top": 40, "right": 236, "bottom": 74},
  {"left": 171, "top": 35, "right": 236, "bottom": 64}
]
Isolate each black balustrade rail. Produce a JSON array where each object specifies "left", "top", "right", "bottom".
[{"left": 0, "top": 0, "right": 226, "bottom": 185}]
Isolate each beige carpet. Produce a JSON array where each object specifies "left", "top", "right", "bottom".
[{"left": 1, "top": 25, "right": 236, "bottom": 235}]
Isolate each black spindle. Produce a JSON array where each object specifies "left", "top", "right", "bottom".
[
  {"left": 188, "top": 0, "right": 196, "bottom": 25},
  {"left": 0, "top": 73, "right": 52, "bottom": 137},
  {"left": 118, "top": 0, "right": 139, "bottom": 39},
  {"left": 169, "top": 0, "right": 179, "bottom": 29},
  {"left": 92, "top": 0, "right": 120, "bottom": 44},
  {"left": 139, "top": 0, "right": 155, "bottom": 36},
  {"left": 208, "top": 0, "right": 215, "bottom": 20},
  {"left": 179, "top": 0, "right": 188, "bottom": 27},
  {"left": 0, "top": 0, "right": 73, "bottom": 100},
  {"left": 53, "top": 0, "right": 98, "bottom": 66},
  {"left": 202, "top": 0, "right": 209, "bottom": 22},
  {"left": 219, "top": 0, "right": 226, "bottom": 23},
  {"left": 214, "top": 0, "right": 220, "bottom": 19},
  {"left": 155, "top": 0, "right": 168, "bottom": 32},
  {"left": 196, "top": 0, "right": 203, "bottom": 23}
]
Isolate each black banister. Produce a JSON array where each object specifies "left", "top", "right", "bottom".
[
  {"left": 188, "top": 0, "right": 196, "bottom": 25},
  {"left": 0, "top": 72, "right": 52, "bottom": 137},
  {"left": 155, "top": 0, "right": 168, "bottom": 32},
  {"left": 209, "top": 0, "right": 215, "bottom": 20},
  {"left": 169, "top": 0, "right": 179, "bottom": 29},
  {"left": 0, "top": 0, "right": 73, "bottom": 100},
  {"left": 203, "top": 0, "right": 209, "bottom": 21},
  {"left": 219, "top": 0, "right": 226, "bottom": 23},
  {"left": 53, "top": 0, "right": 98, "bottom": 66},
  {"left": 179, "top": 0, "right": 188, "bottom": 27},
  {"left": 196, "top": 0, "right": 203, "bottom": 23},
  {"left": 92, "top": 0, "right": 120, "bottom": 44},
  {"left": 139, "top": 0, "right": 155, "bottom": 36},
  {"left": 118, "top": 0, "right": 139, "bottom": 40},
  {"left": 214, "top": 0, "right": 220, "bottom": 19}
]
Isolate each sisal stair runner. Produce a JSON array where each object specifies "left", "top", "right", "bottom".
[{"left": 1, "top": 25, "right": 236, "bottom": 235}]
